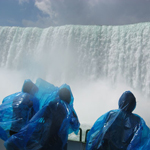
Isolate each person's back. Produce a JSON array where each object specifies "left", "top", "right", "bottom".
[
  {"left": 39, "top": 87, "right": 79, "bottom": 150},
  {"left": 9, "top": 93, "right": 35, "bottom": 135},
  {"left": 10, "top": 79, "right": 39, "bottom": 136},
  {"left": 0, "top": 79, "right": 39, "bottom": 141},
  {"left": 86, "top": 91, "right": 147, "bottom": 150},
  {"left": 39, "top": 100, "right": 68, "bottom": 150},
  {"left": 98, "top": 111, "right": 140, "bottom": 150}
]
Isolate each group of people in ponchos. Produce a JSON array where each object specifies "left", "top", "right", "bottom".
[{"left": 0, "top": 78, "right": 150, "bottom": 150}]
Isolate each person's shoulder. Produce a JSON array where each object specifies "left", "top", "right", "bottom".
[
  {"left": 132, "top": 113, "right": 141, "bottom": 119},
  {"left": 49, "top": 99, "right": 59, "bottom": 105},
  {"left": 48, "top": 99, "right": 64, "bottom": 109},
  {"left": 104, "top": 109, "right": 119, "bottom": 117},
  {"left": 97, "top": 109, "right": 119, "bottom": 118},
  {"left": 131, "top": 113, "right": 143, "bottom": 123}
]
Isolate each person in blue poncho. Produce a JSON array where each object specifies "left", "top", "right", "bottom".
[
  {"left": 0, "top": 79, "right": 39, "bottom": 141},
  {"left": 5, "top": 87, "right": 80, "bottom": 150},
  {"left": 9, "top": 79, "right": 39, "bottom": 136},
  {"left": 86, "top": 91, "right": 150, "bottom": 150}
]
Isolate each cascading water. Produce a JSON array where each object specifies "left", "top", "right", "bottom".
[{"left": 0, "top": 23, "right": 150, "bottom": 131}]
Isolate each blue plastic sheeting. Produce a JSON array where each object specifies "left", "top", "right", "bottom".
[
  {"left": 3, "top": 78, "right": 80, "bottom": 150},
  {"left": 0, "top": 92, "right": 39, "bottom": 141},
  {"left": 86, "top": 91, "right": 150, "bottom": 150},
  {"left": 35, "top": 78, "right": 59, "bottom": 109},
  {"left": 35, "top": 78, "right": 74, "bottom": 109},
  {"left": 22, "top": 79, "right": 39, "bottom": 97}
]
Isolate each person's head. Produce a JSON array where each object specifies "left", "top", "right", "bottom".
[
  {"left": 22, "top": 79, "right": 39, "bottom": 95},
  {"left": 118, "top": 91, "right": 136, "bottom": 113},
  {"left": 58, "top": 88, "right": 71, "bottom": 104}
]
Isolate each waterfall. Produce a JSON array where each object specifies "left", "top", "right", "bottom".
[{"left": 0, "top": 23, "right": 150, "bottom": 126}]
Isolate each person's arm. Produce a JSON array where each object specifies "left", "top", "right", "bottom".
[
  {"left": 86, "top": 111, "right": 110, "bottom": 150},
  {"left": 127, "top": 116, "right": 150, "bottom": 150},
  {"left": 69, "top": 108, "right": 80, "bottom": 135}
]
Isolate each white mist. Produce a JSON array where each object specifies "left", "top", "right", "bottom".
[{"left": 0, "top": 24, "right": 150, "bottom": 130}]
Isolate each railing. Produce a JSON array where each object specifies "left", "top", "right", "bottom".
[
  {"left": 85, "top": 129, "right": 90, "bottom": 142},
  {"left": 70, "top": 128, "right": 90, "bottom": 143},
  {"left": 67, "top": 128, "right": 90, "bottom": 150},
  {"left": 79, "top": 128, "right": 82, "bottom": 142}
]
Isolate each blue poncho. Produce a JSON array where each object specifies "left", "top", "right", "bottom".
[
  {"left": 0, "top": 90, "right": 39, "bottom": 141},
  {"left": 2, "top": 78, "right": 80, "bottom": 150},
  {"left": 86, "top": 91, "right": 150, "bottom": 150}
]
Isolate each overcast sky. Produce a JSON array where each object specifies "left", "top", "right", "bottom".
[{"left": 0, "top": 0, "right": 150, "bottom": 28}]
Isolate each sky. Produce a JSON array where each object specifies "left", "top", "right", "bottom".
[{"left": 0, "top": 0, "right": 150, "bottom": 28}]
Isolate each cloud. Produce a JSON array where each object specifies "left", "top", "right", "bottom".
[
  {"left": 33, "top": 0, "right": 92, "bottom": 26},
  {"left": 35, "top": 0, "right": 53, "bottom": 16},
  {"left": 18, "top": 0, "right": 150, "bottom": 27},
  {"left": 33, "top": 0, "right": 150, "bottom": 27}
]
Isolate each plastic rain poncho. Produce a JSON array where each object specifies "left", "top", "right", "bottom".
[
  {"left": 86, "top": 91, "right": 150, "bottom": 150},
  {"left": 0, "top": 79, "right": 39, "bottom": 141},
  {"left": 4, "top": 78, "right": 80, "bottom": 150}
]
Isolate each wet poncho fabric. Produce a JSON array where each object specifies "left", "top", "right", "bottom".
[
  {"left": 34, "top": 78, "right": 75, "bottom": 109},
  {"left": 86, "top": 91, "right": 150, "bottom": 150},
  {"left": 3, "top": 78, "right": 80, "bottom": 150},
  {"left": 34, "top": 78, "right": 59, "bottom": 109},
  {"left": 0, "top": 92, "right": 39, "bottom": 141}
]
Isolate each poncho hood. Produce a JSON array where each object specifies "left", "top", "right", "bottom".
[{"left": 118, "top": 91, "right": 136, "bottom": 113}]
